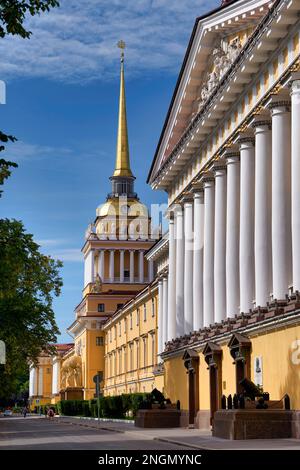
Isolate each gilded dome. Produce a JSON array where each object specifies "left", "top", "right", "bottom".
[{"left": 96, "top": 198, "right": 149, "bottom": 218}]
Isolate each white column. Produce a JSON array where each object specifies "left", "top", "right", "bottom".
[
  {"left": 38, "top": 367, "right": 43, "bottom": 396},
  {"left": 52, "top": 360, "right": 60, "bottom": 395},
  {"left": 139, "top": 250, "right": 144, "bottom": 283},
  {"left": 162, "top": 276, "right": 168, "bottom": 351},
  {"left": 98, "top": 250, "right": 105, "bottom": 281},
  {"left": 175, "top": 206, "right": 184, "bottom": 337},
  {"left": 269, "top": 93, "right": 292, "bottom": 299},
  {"left": 193, "top": 189, "right": 204, "bottom": 330},
  {"left": 129, "top": 250, "right": 135, "bottom": 283},
  {"left": 119, "top": 250, "right": 125, "bottom": 282},
  {"left": 183, "top": 198, "right": 194, "bottom": 334},
  {"left": 148, "top": 259, "right": 154, "bottom": 282},
  {"left": 202, "top": 175, "right": 215, "bottom": 327},
  {"left": 158, "top": 278, "right": 164, "bottom": 356},
  {"left": 252, "top": 116, "right": 272, "bottom": 307},
  {"left": 291, "top": 74, "right": 300, "bottom": 293},
  {"left": 225, "top": 151, "right": 240, "bottom": 317},
  {"left": 167, "top": 213, "right": 176, "bottom": 341},
  {"left": 239, "top": 134, "right": 255, "bottom": 312},
  {"left": 213, "top": 163, "right": 227, "bottom": 323},
  {"left": 109, "top": 250, "right": 115, "bottom": 282},
  {"left": 84, "top": 250, "right": 95, "bottom": 287}
]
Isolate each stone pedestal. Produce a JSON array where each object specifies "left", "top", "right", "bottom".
[
  {"left": 195, "top": 410, "right": 211, "bottom": 430},
  {"left": 60, "top": 388, "right": 83, "bottom": 401},
  {"left": 135, "top": 409, "right": 181, "bottom": 428},
  {"left": 213, "top": 410, "right": 293, "bottom": 439}
]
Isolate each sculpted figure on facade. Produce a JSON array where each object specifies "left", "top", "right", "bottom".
[
  {"left": 60, "top": 355, "right": 82, "bottom": 389},
  {"left": 195, "top": 37, "right": 243, "bottom": 115},
  {"left": 98, "top": 220, "right": 107, "bottom": 240},
  {"left": 91, "top": 273, "right": 102, "bottom": 293}
]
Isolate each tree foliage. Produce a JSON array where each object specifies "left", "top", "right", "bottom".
[
  {"left": 0, "top": 219, "right": 63, "bottom": 399},
  {"left": 0, "top": 0, "right": 60, "bottom": 195},
  {"left": 0, "top": 131, "right": 18, "bottom": 197},
  {"left": 0, "top": 0, "right": 59, "bottom": 38}
]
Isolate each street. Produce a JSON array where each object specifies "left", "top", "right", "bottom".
[{"left": 0, "top": 416, "right": 189, "bottom": 450}]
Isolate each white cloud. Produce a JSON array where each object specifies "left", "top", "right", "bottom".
[
  {"left": 3, "top": 140, "right": 72, "bottom": 162},
  {"left": 0, "top": 0, "right": 216, "bottom": 83},
  {"left": 35, "top": 239, "right": 82, "bottom": 262},
  {"left": 51, "top": 248, "right": 82, "bottom": 262}
]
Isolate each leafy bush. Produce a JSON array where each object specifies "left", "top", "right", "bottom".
[{"left": 57, "top": 393, "right": 152, "bottom": 419}]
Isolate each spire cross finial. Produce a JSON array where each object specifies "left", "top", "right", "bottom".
[{"left": 117, "top": 40, "right": 126, "bottom": 62}]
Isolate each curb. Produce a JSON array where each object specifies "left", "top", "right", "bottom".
[
  {"left": 154, "top": 437, "right": 207, "bottom": 450},
  {"left": 55, "top": 416, "right": 125, "bottom": 434}
]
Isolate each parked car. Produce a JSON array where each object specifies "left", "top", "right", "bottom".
[{"left": 3, "top": 409, "right": 13, "bottom": 417}]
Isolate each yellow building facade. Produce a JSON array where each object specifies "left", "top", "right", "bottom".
[
  {"left": 30, "top": 1, "right": 300, "bottom": 436},
  {"left": 147, "top": 0, "right": 300, "bottom": 429}
]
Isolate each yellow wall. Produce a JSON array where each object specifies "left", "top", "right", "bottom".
[
  {"left": 103, "top": 285, "right": 163, "bottom": 396},
  {"left": 251, "top": 325, "right": 300, "bottom": 409},
  {"left": 163, "top": 323, "right": 300, "bottom": 414},
  {"left": 164, "top": 356, "right": 188, "bottom": 410}
]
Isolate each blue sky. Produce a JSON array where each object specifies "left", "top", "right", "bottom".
[{"left": 0, "top": 0, "right": 218, "bottom": 342}]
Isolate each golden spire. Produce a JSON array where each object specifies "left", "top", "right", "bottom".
[{"left": 113, "top": 40, "right": 133, "bottom": 178}]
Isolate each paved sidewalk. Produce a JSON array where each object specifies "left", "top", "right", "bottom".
[{"left": 57, "top": 416, "right": 300, "bottom": 450}]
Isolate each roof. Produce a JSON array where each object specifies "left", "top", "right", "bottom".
[{"left": 146, "top": 0, "right": 240, "bottom": 184}]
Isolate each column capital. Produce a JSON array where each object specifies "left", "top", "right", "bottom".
[
  {"left": 251, "top": 110, "right": 271, "bottom": 132},
  {"left": 181, "top": 192, "right": 194, "bottom": 204},
  {"left": 235, "top": 131, "right": 255, "bottom": 148},
  {"left": 267, "top": 90, "right": 291, "bottom": 113},
  {"left": 212, "top": 159, "right": 227, "bottom": 176},
  {"left": 200, "top": 171, "right": 214, "bottom": 187},
  {"left": 222, "top": 145, "right": 240, "bottom": 164},
  {"left": 191, "top": 181, "right": 203, "bottom": 194},
  {"left": 290, "top": 71, "right": 300, "bottom": 94}
]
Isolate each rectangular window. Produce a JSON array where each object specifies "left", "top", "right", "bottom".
[
  {"left": 130, "top": 312, "right": 133, "bottom": 330},
  {"left": 119, "top": 322, "right": 121, "bottom": 337},
  {"left": 136, "top": 308, "right": 140, "bottom": 326},
  {"left": 114, "top": 325, "right": 117, "bottom": 339},
  {"left": 151, "top": 298, "right": 155, "bottom": 317},
  {"left": 98, "top": 303, "right": 105, "bottom": 313},
  {"left": 143, "top": 304, "right": 147, "bottom": 322},
  {"left": 96, "top": 336, "right": 104, "bottom": 346},
  {"left": 143, "top": 338, "right": 147, "bottom": 367}
]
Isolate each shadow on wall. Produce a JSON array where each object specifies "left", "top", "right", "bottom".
[{"left": 279, "top": 344, "right": 300, "bottom": 409}]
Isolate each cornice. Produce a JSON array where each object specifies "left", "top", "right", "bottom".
[
  {"left": 150, "top": 0, "right": 288, "bottom": 188},
  {"left": 162, "top": 297, "right": 300, "bottom": 360}
]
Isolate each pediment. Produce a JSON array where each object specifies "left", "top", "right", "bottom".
[
  {"left": 148, "top": 0, "right": 272, "bottom": 184},
  {"left": 228, "top": 332, "right": 251, "bottom": 349},
  {"left": 202, "top": 341, "right": 222, "bottom": 356},
  {"left": 182, "top": 348, "right": 199, "bottom": 360}
]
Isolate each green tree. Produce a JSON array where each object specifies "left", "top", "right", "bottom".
[
  {"left": 0, "top": 0, "right": 60, "bottom": 195},
  {"left": 0, "top": 219, "right": 63, "bottom": 400}
]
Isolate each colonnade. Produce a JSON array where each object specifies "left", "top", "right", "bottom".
[
  {"left": 158, "top": 78, "right": 300, "bottom": 354},
  {"left": 84, "top": 248, "right": 154, "bottom": 285}
]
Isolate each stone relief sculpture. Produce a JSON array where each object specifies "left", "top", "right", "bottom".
[
  {"left": 119, "top": 220, "right": 127, "bottom": 239},
  {"left": 98, "top": 220, "right": 107, "bottom": 240},
  {"left": 193, "top": 37, "right": 242, "bottom": 117},
  {"left": 60, "top": 355, "right": 82, "bottom": 389}
]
